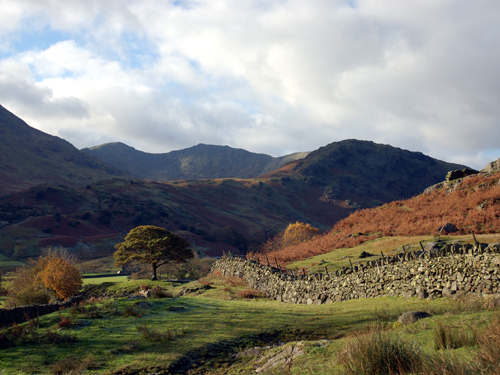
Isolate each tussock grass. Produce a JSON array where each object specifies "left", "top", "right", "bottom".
[
  {"left": 477, "top": 316, "right": 500, "bottom": 374},
  {"left": 433, "top": 322, "right": 478, "bottom": 350},
  {"left": 337, "top": 329, "right": 422, "bottom": 375}
]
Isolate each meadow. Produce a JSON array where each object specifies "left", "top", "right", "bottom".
[{"left": 0, "top": 273, "right": 498, "bottom": 374}]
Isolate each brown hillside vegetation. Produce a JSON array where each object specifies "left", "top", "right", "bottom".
[{"left": 257, "top": 172, "right": 500, "bottom": 264}]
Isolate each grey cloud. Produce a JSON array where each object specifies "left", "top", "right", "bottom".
[
  {"left": 0, "top": 76, "right": 89, "bottom": 119},
  {"left": 1, "top": 1, "right": 499, "bottom": 169}
]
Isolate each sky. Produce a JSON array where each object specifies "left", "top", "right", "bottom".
[{"left": 0, "top": 0, "right": 499, "bottom": 169}]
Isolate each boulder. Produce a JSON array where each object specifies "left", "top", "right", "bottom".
[
  {"left": 445, "top": 168, "right": 478, "bottom": 182},
  {"left": 439, "top": 223, "right": 458, "bottom": 234},
  {"left": 397, "top": 311, "right": 432, "bottom": 325}
]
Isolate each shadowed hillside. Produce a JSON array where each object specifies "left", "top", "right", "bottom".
[
  {"left": 0, "top": 178, "right": 352, "bottom": 259},
  {"left": 0, "top": 105, "right": 122, "bottom": 196},
  {"left": 264, "top": 139, "right": 466, "bottom": 207},
  {"left": 260, "top": 169, "right": 500, "bottom": 264}
]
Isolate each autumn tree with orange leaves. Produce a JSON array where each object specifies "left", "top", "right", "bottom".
[
  {"left": 260, "top": 221, "right": 320, "bottom": 253},
  {"left": 38, "top": 255, "right": 82, "bottom": 300},
  {"left": 7, "top": 250, "right": 82, "bottom": 304}
]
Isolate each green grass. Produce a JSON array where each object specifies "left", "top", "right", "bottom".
[
  {"left": 287, "top": 233, "right": 500, "bottom": 273},
  {"left": 287, "top": 235, "right": 433, "bottom": 273},
  {"left": 82, "top": 275, "right": 129, "bottom": 285},
  {"left": 1, "top": 275, "right": 497, "bottom": 375},
  {"left": 208, "top": 309, "right": 496, "bottom": 375}
]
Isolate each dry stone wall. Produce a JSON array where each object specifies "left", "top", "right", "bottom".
[
  {"left": 212, "top": 243, "right": 500, "bottom": 304},
  {"left": 0, "top": 296, "right": 83, "bottom": 327}
]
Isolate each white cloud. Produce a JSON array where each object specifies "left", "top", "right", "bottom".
[{"left": 0, "top": 0, "right": 499, "bottom": 168}]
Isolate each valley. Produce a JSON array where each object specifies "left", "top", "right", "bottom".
[{"left": 0, "top": 106, "right": 498, "bottom": 375}]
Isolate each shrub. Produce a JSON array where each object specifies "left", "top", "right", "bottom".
[
  {"left": 122, "top": 305, "right": 142, "bottom": 318},
  {"left": 57, "top": 317, "right": 73, "bottom": 329},
  {"left": 337, "top": 329, "right": 422, "bottom": 375},
  {"left": 238, "top": 289, "right": 264, "bottom": 299},
  {"left": 150, "top": 286, "right": 172, "bottom": 298},
  {"left": 50, "top": 355, "right": 96, "bottom": 375},
  {"left": 0, "top": 273, "right": 7, "bottom": 296},
  {"left": 136, "top": 325, "right": 185, "bottom": 342},
  {"left": 433, "top": 322, "right": 478, "bottom": 350},
  {"left": 7, "top": 265, "right": 51, "bottom": 306},
  {"left": 45, "top": 330, "right": 76, "bottom": 344}
]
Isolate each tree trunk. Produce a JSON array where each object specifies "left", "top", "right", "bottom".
[{"left": 152, "top": 263, "right": 158, "bottom": 281}]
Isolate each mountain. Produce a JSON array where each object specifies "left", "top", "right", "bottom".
[
  {"left": 261, "top": 164, "right": 500, "bottom": 264},
  {"left": 0, "top": 136, "right": 467, "bottom": 260},
  {"left": 82, "top": 142, "right": 309, "bottom": 180},
  {"left": 0, "top": 105, "right": 122, "bottom": 196},
  {"left": 263, "top": 139, "right": 466, "bottom": 207}
]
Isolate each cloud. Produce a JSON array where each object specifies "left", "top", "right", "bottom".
[{"left": 0, "top": 0, "right": 499, "bottom": 168}]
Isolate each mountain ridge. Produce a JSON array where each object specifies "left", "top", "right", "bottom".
[
  {"left": 0, "top": 105, "right": 123, "bottom": 196},
  {"left": 0, "top": 105, "right": 471, "bottom": 258},
  {"left": 82, "top": 141, "right": 309, "bottom": 180}
]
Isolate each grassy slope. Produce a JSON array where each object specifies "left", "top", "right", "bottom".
[
  {"left": 288, "top": 233, "right": 500, "bottom": 273},
  {"left": 0, "top": 275, "right": 498, "bottom": 374}
]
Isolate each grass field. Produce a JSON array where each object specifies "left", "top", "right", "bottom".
[
  {"left": 1, "top": 234, "right": 499, "bottom": 374},
  {"left": 288, "top": 234, "right": 500, "bottom": 273},
  {"left": 1, "top": 274, "right": 498, "bottom": 374}
]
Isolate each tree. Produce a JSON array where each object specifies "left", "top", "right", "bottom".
[
  {"left": 282, "top": 221, "right": 319, "bottom": 247},
  {"left": 38, "top": 256, "right": 82, "bottom": 300},
  {"left": 7, "top": 251, "right": 82, "bottom": 304},
  {"left": 114, "top": 225, "right": 193, "bottom": 280}
]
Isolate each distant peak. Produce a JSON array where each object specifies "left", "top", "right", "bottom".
[{"left": 85, "top": 142, "right": 136, "bottom": 151}]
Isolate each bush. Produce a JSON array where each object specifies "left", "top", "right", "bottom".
[
  {"left": 150, "top": 286, "right": 172, "bottom": 298},
  {"left": 7, "top": 265, "right": 51, "bottom": 306},
  {"left": 136, "top": 325, "right": 185, "bottom": 342},
  {"left": 337, "top": 329, "right": 422, "bottom": 375},
  {"left": 57, "top": 317, "right": 74, "bottom": 329},
  {"left": 122, "top": 305, "right": 142, "bottom": 318},
  {"left": 45, "top": 330, "right": 76, "bottom": 344},
  {"left": 6, "top": 251, "right": 82, "bottom": 305},
  {"left": 50, "top": 355, "right": 96, "bottom": 375},
  {"left": 0, "top": 273, "right": 7, "bottom": 296},
  {"left": 238, "top": 289, "right": 264, "bottom": 299}
]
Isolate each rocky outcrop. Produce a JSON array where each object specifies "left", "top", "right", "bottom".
[
  {"left": 212, "top": 242, "right": 500, "bottom": 304},
  {"left": 482, "top": 158, "right": 500, "bottom": 174}
]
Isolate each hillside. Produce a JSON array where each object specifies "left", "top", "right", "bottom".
[
  {"left": 0, "top": 137, "right": 467, "bottom": 259},
  {"left": 264, "top": 139, "right": 466, "bottom": 207},
  {"left": 0, "top": 105, "right": 122, "bottom": 196},
  {"left": 82, "top": 142, "right": 308, "bottom": 180},
  {"left": 260, "top": 168, "right": 500, "bottom": 264},
  {"left": 0, "top": 178, "right": 353, "bottom": 259}
]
